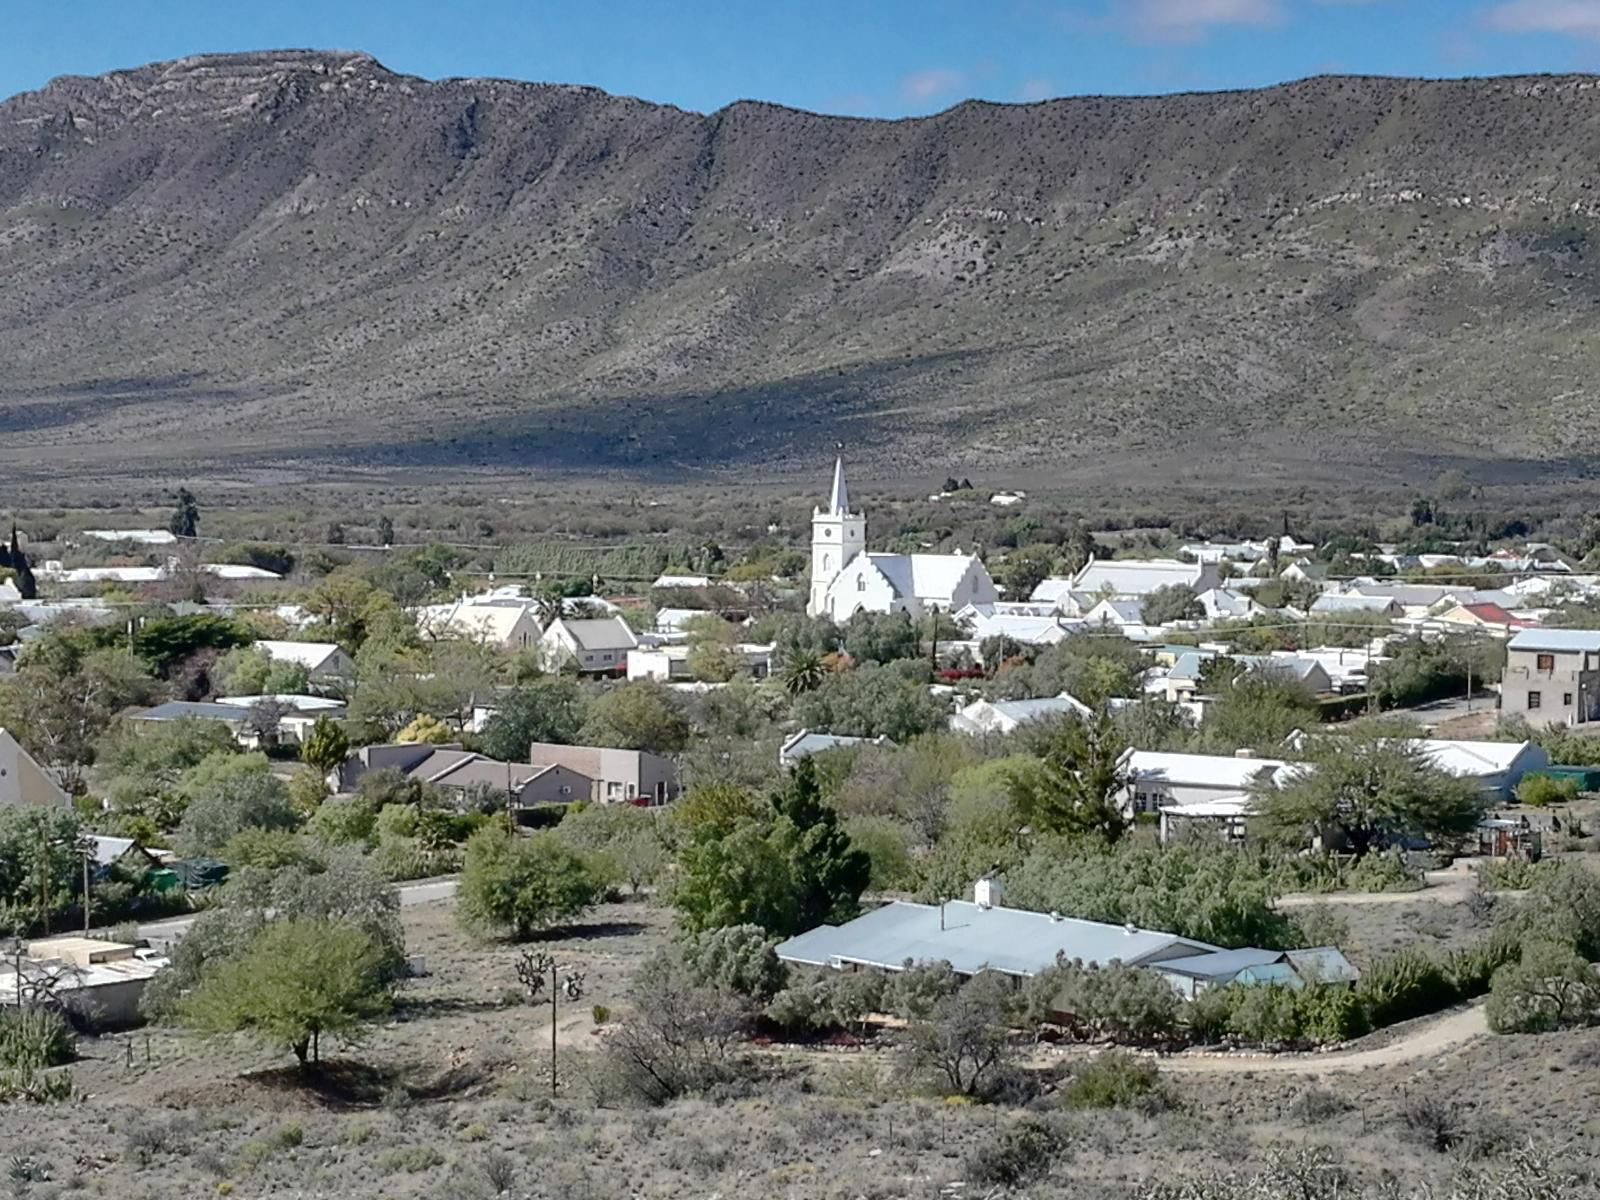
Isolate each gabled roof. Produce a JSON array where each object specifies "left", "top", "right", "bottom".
[
  {"left": 1417, "top": 738, "right": 1538, "bottom": 777},
  {"left": 547, "top": 616, "right": 638, "bottom": 652},
  {"left": 255, "top": 640, "right": 348, "bottom": 671},
  {"left": 435, "top": 603, "right": 538, "bottom": 643},
  {"left": 863, "top": 553, "right": 980, "bottom": 602},
  {"left": 1084, "top": 598, "right": 1144, "bottom": 624},
  {"left": 779, "top": 729, "right": 889, "bottom": 761},
  {"left": 1124, "top": 750, "right": 1290, "bottom": 790},
  {"left": 1310, "top": 593, "right": 1400, "bottom": 614},
  {"left": 775, "top": 899, "right": 1216, "bottom": 977},
  {"left": 1151, "top": 948, "right": 1284, "bottom": 981},
  {"left": 1073, "top": 559, "right": 1207, "bottom": 597},
  {"left": 1508, "top": 629, "right": 1600, "bottom": 654}
]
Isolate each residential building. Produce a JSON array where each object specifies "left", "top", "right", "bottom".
[
  {"left": 417, "top": 600, "right": 542, "bottom": 651},
  {"left": 807, "top": 458, "right": 998, "bottom": 621},
  {"left": 1433, "top": 601, "right": 1532, "bottom": 636},
  {"left": 1194, "top": 588, "right": 1260, "bottom": 621},
  {"left": 778, "top": 729, "right": 892, "bottom": 768},
  {"left": 129, "top": 698, "right": 340, "bottom": 749},
  {"left": 1308, "top": 594, "right": 1403, "bottom": 619},
  {"left": 652, "top": 574, "right": 712, "bottom": 590},
  {"left": 335, "top": 743, "right": 591, "bottom": 810},
  {"left": 1233, "top": 654, "right": 1334, "bottom": 695},
  {"left": 2, "top": 938, "right": 167, "bottom": 1029},
  {"left": 0, "top": 578, "right": 20, "bottom": 604},
  {"left": 1501, "top": 629, "right": 1600, "bottom": 728},
  {"left": 1414, "top": 738, "right": 1548, "bottom": 800},
  {"left": 949, "top": 695, "right": 1092, "bottom": 736},
  {"left": 254, "top": 640, "right": 356, "bottom": 688},
  {"left": 1070, "top": 559, "right": 1222, "bottom": 600},
  {"left": 527, "top": 742, "right": 679, "bottom": 805},
  {"left": 1122, "top": 750, "right": 1291, "bottom": 816},
  {"left": 773, "top": 878, "right": 1357, "bottom": 1014},
  {"left": 540, "top": 616, "right": 638, "bottom": 674},
  {"left": 0, "top": 728, "right": 69, "bottom": 809},
  {"left": 1027, "top": 578, "right": 1093, "bottom": 616}
]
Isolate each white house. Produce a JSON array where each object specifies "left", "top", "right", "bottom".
[
  {"left": 1072, "top": 559, "right": 1222, "bottom": 600},
  {"left": 778, "top": 729, "right": 893, "bottom": 767},
  {"left": 949, "top": 695, "right": 1093, "bottom": 736},
  {"left": 807, "top": 458, "right": 998, "bottom": 622},
  {"left": 1309, "top": 593, "right": 1404, "bottom": 620},
  {"left": 1122, "top": 750, "right": 1291, "bottom": 816},
  {"left": 418, "top": 601, "right": 542, "bottom": 651},
  {"left": 1194, "top": 588, "right": 1260, "bottom": 621},
  {"left": 0, "top": 728, "right": 69, "bottom": 809},
  {"left": 253, "top": 640, "right": 355, "bottom": 688},
  {"left": 653, "top": 574, "right": 712, "bottom": 590},
  {"left": 541, "top": 616, "right": 638, "bottom": 674}
]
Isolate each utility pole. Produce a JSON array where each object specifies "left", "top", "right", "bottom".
[{"left": 82, "top": 845, "right": 92, "bottom": 935}]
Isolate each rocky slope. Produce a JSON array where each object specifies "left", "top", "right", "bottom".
[{"left": 2, "top": 51, "right": 1599, "bottom": 487}]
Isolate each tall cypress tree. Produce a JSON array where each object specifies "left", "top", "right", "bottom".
[{"left": 771, "top": 756, "right": 871, "bottom": 930}]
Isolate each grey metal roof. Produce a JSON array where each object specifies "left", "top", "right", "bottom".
[
  {"left": 1285, "top": 947, "right": 1361, "bottom": 984},
  {"left": 774, "top": 900, "right": 1216, "bottom": 977},
  {"left": 1509, "top": 629, "right": 1600, "bottom": 653},
  {"left": 1150, "top": 948, "right": 1284, "bottom": 980},
  {"left": 131, "top": 702, "right": 245, "bottom": 723}
]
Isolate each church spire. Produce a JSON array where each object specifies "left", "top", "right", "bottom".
[{"left": 828, "top": 456, "right": 849, "bottom": 515}]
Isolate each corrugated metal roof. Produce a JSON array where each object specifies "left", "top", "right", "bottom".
[
  {"left": 1509, "top": 629, "right": 1600, "bottom": 653},
  {"left": 1151, "top": 948, "right": 1284, "bottom": 980},
  {"left": 774, "top": 900, "right": 1215, "bottom": 976}
]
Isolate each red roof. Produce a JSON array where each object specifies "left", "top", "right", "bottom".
[{"left": 1459, "top": 602, "right": 1531, "bottom": 628}]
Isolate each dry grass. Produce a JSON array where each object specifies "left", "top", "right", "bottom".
[{"left": 2, "top": 895, "right": 1598, "bottom": 1198}]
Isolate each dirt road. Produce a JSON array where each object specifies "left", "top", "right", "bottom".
[{"left": 1158, "top": 1003, "right": 1489, "bottom": 1075}]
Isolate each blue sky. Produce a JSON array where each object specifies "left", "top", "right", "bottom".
[{"left": 7, "top": 0, "right": 1600, "bottom": 117}]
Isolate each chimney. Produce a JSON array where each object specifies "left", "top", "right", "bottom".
[
  {"left": 973, "top": 876, "right": 1001, "bottom": 910},
  {"left": 1124, "top": 921, "right": 1138, "bottom": 935}
]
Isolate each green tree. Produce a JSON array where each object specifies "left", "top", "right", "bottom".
[
  {"left": 1251, "top": 730, "right": 1486, "bottom": 856},
  {"left": 481, "top": 679, "right": 587, "bottom": 760},
  {"left": 842, "top": 612, "right": 920, "bottom": 665},
  {"left": 771, "top": 757, "right": 872, "bottom": 931},
  {"left": 299, "top": 715, "right": 351, "bottom": 776},
  {"left": 1141, "top": 585, "right": 1203, "bottom": 626},
  {"left": 1201, "top": 669, "right": 1319, "bottom": 754},
  {"left": 578, "top": 683, "right": 689, "bottom": 753},
  {"left": 457, "top": 824, "right": 610, "bottom": 940},
  {"left": 792, "top": 661, "right": 946, "bottom": 742},
  {"left": 1487, "top": 941, "right": 1600, "bottom": 1034},
  {"left": 377, "top": 515, "right": 395, "bottom": 547},
  {"left": 181, "top": 918, "right": 392, "bottom": 1068},
  {"left": 168, "top": 487, "right": 200, "bottom": 538},
  {"left": 1005, "top": 711, "right": 1130, "bottom": 842},
  {"left": 175, "top": 754, "right": 297, "bottom": 856},
  {"left": 0, "top": 807, "right": 85, "bottom": 933}
]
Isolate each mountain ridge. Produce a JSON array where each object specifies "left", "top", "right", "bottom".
[{"left": 3, "top": 51, "right": 1600, "bottom": 489}]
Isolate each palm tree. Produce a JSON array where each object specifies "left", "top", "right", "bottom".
[{"left": 781, "top": 648, "right": 826, "bottom": 696}]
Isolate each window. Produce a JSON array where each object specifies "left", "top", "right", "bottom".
[
  {"left": 822, "top": 554, "right": 832, "bottom": 573},
  {"left": 857, "top": 575, "right": 866, "bottom": 592},
  {"left": 1565, "top": 694, "right": 1574, "bottom": 708},
  {"left": 1528, "top": 691, "right": 1542, "bottom": 710},
  {"left": 1537, "top": 653, "right": 1556, "bottom": 671}
]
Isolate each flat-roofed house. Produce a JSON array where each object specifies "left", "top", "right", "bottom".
[{"left": 1501, "top": 629, "right": 1600, "bottom": 728}]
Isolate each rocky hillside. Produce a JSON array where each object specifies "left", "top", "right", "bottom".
[{"left": 2, "top": 51, "right": 1599, "bottom": 487}]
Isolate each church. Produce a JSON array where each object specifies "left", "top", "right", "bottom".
[{"left": 806, "top": 459, "right": 998, "bottom": 622}]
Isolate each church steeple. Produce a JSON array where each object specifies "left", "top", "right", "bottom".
[{"left": 828, "top": 456, "right": 850, "bottom": 515}]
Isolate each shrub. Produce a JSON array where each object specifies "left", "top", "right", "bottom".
[
  {"left": 1183, "top": 986, "right": 1237, "bottom": 1044},
  {"left": 1516, "top": 774, "right": 1579, "bottom": 808},
  {"left": 457, "top": 823, "right": 610, "bottom": 940},
  {"left": 1036, "top": 958, "right": 1183, "bottom": 1044},
  {"left": 1348, "top": 853, "right": 1423, "bottom": 894},
  {"left": 677, "top": 925, "right": 787, "bottom": 1003},
  {"left": 1060, "top": 1051, "right": 1169, "bottom": 1112},
  {"left": 0, "top": 1067, "right": 76, "bottom": 1103},
  {"left": 1486, "top": 941, "right": 1600, "bottom": 1034},
  {"left": 765, "top": 969, "right": 884, "bottom": 1035},
  {"left": 0, "top": 1008, "right": 74, "bottom": 1071},
  {"left": 1288, "top": 1086, "right": 1350, "bottom": 1125},
  {"left": 1400, "top": 1094, "right": 1467, "bottom": 1153},
  {"left": 1444, "top": 929, "right": 1522, "bottom": 999},
  {"left": 591, "top": 1005, "right": 610, "bottom": 1025},
  {"left": 1297, "top": 985, "right": 1371, "bottom": 1044},
  {"left": 377, "top": 1146, "right": 446, "bottom": 1173},
  {"left": 1356, "top": 948, "right": 1459, "bottom": 1028},
  {"left": 963, "top": 1118, "right": 1066, "bottom": 1188},
  {"left": 1227, "top": 986, "right": 1305, "bottom": 1048}
]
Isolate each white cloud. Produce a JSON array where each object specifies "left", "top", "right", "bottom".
[
  {"left": 1018, "top": 77, "right": 1057, "bottom": 100},
  {"left": 1484, "top": 0, "right": 1600, "bottom": 36},
  {"left": 900, "top": 68, "right": 967, "bottom": 102},
  {"left": 1124, "top": 0, "right": 1284, "bottom": 42}
]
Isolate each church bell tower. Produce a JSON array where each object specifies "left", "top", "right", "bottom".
[{"left": 808, "top": 457, "right": 866, "bottom": 618}]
